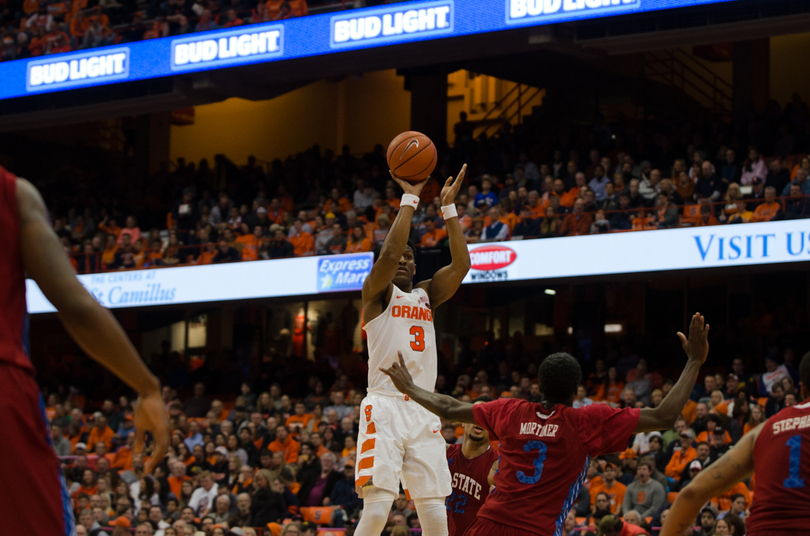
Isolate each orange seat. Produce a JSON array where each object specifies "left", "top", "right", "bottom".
[
  {"left": 301, "top": 506, "right": 334, "bottom": 525},
  {"left": 682, "top": 205, "right": 700, "bottom": 224},
  {"left": 668, "top": 491, "right": 679, "bottom": 503}
]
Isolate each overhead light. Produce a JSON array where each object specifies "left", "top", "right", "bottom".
[
  {"left": 604, "top": 324, "right": 624, "bottom": 334},
  {"left": 544, "top": 289, "right": 556, "bottom": 295}
]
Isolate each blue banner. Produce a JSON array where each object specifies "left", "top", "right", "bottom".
[
  {"left": 0, "top": 0, "right": 736, "bottom": 101},
  {"left": 317, "top": 254, "right": 373, "bottom": 292}
]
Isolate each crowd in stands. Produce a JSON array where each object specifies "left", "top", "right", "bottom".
[
  {"left": 45, "top": 324, "right": 807, "bottom": 535},
  {"left": 0, "top": 0, "right": 313, "bottom": 61},
  {"left": 44, "top": 98, "right": 810, "bottom": 274}
]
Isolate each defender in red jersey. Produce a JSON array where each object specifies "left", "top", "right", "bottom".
[
  {"left": 382, "top": 314, "right": 710, "bottom": 536},
  {"left": 0, "top": 167, "right": 169, "bottom": 536},
  {"left": 661, "top": 352, "right": 810, "bottom": 536},
  {"left": 446, "top": 396, "right": 499, "bottom": 536}
]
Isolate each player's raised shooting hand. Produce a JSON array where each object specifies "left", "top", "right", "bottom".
[
  {"left": 677, "top": 312, "right": 710, "bottom": 365},
  {"left": 390, "top": 172, "right": 429, "bottom": 197},
  {"left": 133, "top": 389, "right": 170, "bottom": 474},
  {"left": 440, "top": 163, "right": 467, "bottom": 206},
  {"left": 380, "top": 351, "right": 415, "bottom": 395}
]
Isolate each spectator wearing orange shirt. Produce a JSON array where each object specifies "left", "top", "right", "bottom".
[
  {"left": 87, "top": 414, "right": 114, "bottom": 450},
  {"left": 592, "top": 366, "right": 625, "bottom": 406},
  {"left": 239, "top": 226, "right": 263, "bottom": 261},
  {"left": 196, "top": 242, "right": 218, "bottom": 265},
  {"left": 711, "top": 482, "right": 751, "bottom": 513},
  {"left": 560, "top": 172, "right": 587, "bottom": 208},
  {"left": 695, "top": 204, "right": 719, "bottom": 227},
  {"left": 665, "top": 430, "right": 697, "bottom": 481},
  {"left": 111, "top": 434, "right": 136, "bottom": 471},
  {"left": 285, "top": 402, "right": 314, "bottom": 436},
  {"left": 289, "top": 219, "right": 314, "bottom": 256},
  {"left": 324, "top": 188, "right": 352, "bottom": 215},
  {"left": 560, "top": 198, "right": 593, "bottom": 236},
  {"left": 98, "top": 216, "right": 121, "bottom": 238},
  {"left": 420, "top": 220, "right": 447, "bottom": 247},
  {"left": 524, "top": 190, "right": 545, "bottom": 219},
  {"left": 752, "top": 186, "right": 782, "bottom": 222},
  {"left": 498, "top": 199, "right": 520, "bottom": 232},
  {"left": 345, "top": 224, "right": 371, "bottom": 253},
  {"left": 268, "top": 425, "right": 299, "bottom": 464},
  {"left": 384, "top": 185, "right": 401, "bottom": 210},
  {"left": 589, "top": 462, "right": 626, "bottom": 515}
]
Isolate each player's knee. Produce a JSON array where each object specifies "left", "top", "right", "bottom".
[
  {"left": 362, "top": 486, "right": 398, "bottom": 504},
  {"left": 413, "top": 497, "right": 445, "bottom": 509}
]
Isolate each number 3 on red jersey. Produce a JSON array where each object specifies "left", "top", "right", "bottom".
[{"left": 410, "top": 326, "right": 425, "bottom": 352}]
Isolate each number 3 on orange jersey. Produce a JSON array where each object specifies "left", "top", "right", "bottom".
[{"left": 410, "top": 325, "right": 425, "bottom": 352}]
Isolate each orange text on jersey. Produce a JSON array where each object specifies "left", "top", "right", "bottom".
[{"left": 391, "top": 304, "right": 432, "bottom": 322}]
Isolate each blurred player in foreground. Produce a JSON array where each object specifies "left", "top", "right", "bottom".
[
  {"left": 661, "top": 352, "right": 810, "bottom": 536},
  {"left": 354, "top": 164, "right": 470, "bottom": 536},
  {"left": 445, "top": 395, "right": 499, "bottom": 536},
  {"left": 0, "top": 167, "right": 169, "bottom": 535},
  {"left": 382, "top": 313, "right": 710, "bottom": 536}
]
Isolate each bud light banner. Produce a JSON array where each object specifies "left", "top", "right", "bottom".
[{"left": 0, "top": 0, "right": 738, "bottom": 101}]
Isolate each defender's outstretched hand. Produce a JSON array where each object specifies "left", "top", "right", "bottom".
[
  {"left": 677, "top": 312, "right": 710, "bottom": 364},
  {"left": 380, "top": 351, "right": 415, "bottom": 395},
  {"left": 440, "top": 164, "right": 467, "bottom": 206}
]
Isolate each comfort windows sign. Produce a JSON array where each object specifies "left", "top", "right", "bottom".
[
  {"left": 26, "top": 48, "right": 129, "bottom": 92},
  {"left": 171, "top": 25, "right": 283, "bottom": 71},
  {"left": 330, "top": 1, "right": 454, "bottom": 48},
  {"left": 507, "top": 0, "right": 640, "bottom": 23}
]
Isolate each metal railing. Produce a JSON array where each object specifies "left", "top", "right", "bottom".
[
  {"left": 644, "top": 49, "right": 733, "bottom": 120},
  {"left": 472, "top": 83, "right": 543, "bottom": 139}
]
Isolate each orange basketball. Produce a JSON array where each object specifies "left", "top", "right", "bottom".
[{"left": 386, "top": 131, "right": 437, "bottom": 183}]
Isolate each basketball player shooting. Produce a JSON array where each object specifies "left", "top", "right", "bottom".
[
  {"left": 0, "top": 167, "right": 169, "bottom": 536},
  {"left": 354, "top": 164, "right": 470, "bottom": 536}
]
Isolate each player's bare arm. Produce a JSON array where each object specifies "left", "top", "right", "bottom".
[
  {"left": 17, "top": 178, "right": 169, "bottom": 473},
  {"left": 381, "top": 351, "right": 475, "bottom": 423},
  {"left": 635, "top": 313, "right": 710, "bottom": 433},
  {"left": 362, "top": 176, "right": 428, "bottom": 322},
  {"left": 487, "top": 459, "right": 498, "bottom": 486},
  {"left": 660, "top": 426, "right": 759, "bottom": 536},
  {"left": 417, "top": 164, "right": 470, "bottom": 308}
]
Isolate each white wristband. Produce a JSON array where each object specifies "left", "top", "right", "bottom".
[
  {"left": 401, "top": 193, "right": 420, "bottom": 209},
  {"left": 441, "top": 204, "right": 458, "bottom": 220}
]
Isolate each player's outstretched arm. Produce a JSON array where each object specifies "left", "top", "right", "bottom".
[
  {"left": 362, "top": 176, "right": 427, "bottom": 310},
  {"left": 635, "top": 313, "right": 709, "bottom": 433},
  {"left": 418, "top": 164, "right": 471, "bottom": 308},
  {"left": 17, "top": 178, "right": 169, "bottom": 473},
  {"left": 381, "top": 351, "right": 475, "bottom": 423},
  {"left": 660, "top": 427, "right": 758, "bottom": 536}
]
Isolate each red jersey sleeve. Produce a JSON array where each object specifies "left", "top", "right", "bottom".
[
  {"left": 576, "top": 405, "right": 640, "bottom": 456},
  {"left": 472, "top": 398, "right": 522, "bottom": 441}
]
